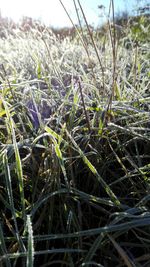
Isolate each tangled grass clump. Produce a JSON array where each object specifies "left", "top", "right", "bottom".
[{"left": 0, "top": 5, "right": 150, "bottom": 267}]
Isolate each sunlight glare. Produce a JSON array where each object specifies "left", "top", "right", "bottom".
[{"left": 0, "top": 0, "right": 76, "bottom": 27}]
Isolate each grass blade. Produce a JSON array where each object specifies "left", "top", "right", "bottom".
[
  {"left": 65, "top": 129, "right": 121, "bottom": 206},
  {"left": 26, "top": 215, "right": 34, "bottom": 267}
]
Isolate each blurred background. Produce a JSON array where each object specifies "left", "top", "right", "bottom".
[{"left": 0, "top": 0, "right": 149, "bottom": 28}]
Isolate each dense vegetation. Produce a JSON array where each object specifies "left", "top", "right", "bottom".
[{"left": 0, "top": 3, "right": 150, "bottom": 266}]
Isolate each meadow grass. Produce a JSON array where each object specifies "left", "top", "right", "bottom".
[{"left": 0, "top": 2, "right": 150, "bottom": 266}]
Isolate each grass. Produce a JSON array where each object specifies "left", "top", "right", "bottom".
[{"left": 0, "top": 1, "right": 150, "bottom": 266}]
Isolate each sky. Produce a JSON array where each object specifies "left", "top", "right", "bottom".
[{"left": 0, "top": 0, "right": 146, "bottom": 28}]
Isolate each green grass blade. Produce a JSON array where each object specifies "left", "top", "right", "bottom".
[
  {"left": 3, "top": 99, "right": 25, "bottom": 220},
  {"left": 31, "top": 216, "right": 150, "bottom": 240},
  {"left": 30, "top": 189, "right": 69, "bottom": 217},
  {"left": 82, "top": 234, "right": 105, "bottom": 265},
  {"left": 2, "top": 150, "right": 25, "bottom": 251},
  {"left": 53, "top": 139, "right": 70, "bottom": 189},
  {"left": 26, "top": 215, "right": 34, "bottom": 267},
  {"left": 44, "top": 126, "right": 70, "bottom": 188},
  {"left": 1, "top": 248, "right": 85, "bottom": 260},
  {"left": 65, "top": 129, "right": 121, "bottom": 206},
  {"left": 0, "top": 223, "right": 11, "bottom": 267}
]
